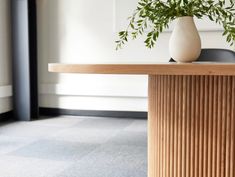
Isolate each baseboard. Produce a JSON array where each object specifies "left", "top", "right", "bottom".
[
  {"left": 0, "top": 111, "right": 13, "bottom": 121},
  {"left": 39, "top": 108, "right": 147, "bottom": 119}
]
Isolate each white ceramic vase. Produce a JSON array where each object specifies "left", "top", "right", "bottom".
[{"left": 169, "top": 16, "right": 201, "bottom": 63}]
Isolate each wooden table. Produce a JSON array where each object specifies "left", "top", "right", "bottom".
[{"left": 49, "top": 63, "right": 235, "bottom": 177}]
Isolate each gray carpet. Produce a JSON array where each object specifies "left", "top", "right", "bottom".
[{"left": 0, "top": 116, "right": 147, "bottom": 177}]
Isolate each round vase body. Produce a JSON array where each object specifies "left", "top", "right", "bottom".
[{"left": 169, "top": 16, "right": 201, "bottom": 63}]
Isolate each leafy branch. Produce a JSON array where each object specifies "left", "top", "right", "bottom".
[{"left": 115, "top": 0, "right": 235, "bottom": 50}]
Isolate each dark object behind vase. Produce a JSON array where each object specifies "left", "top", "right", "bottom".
[{"left": 170, "top": 48, "right": 235, "bottom": 62}]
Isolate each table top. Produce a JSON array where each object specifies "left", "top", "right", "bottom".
[{"left": 48, "top": 63, "right": 235, "bottom": 75}]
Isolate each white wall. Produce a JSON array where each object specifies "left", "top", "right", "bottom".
[
  {"left": 37, "top": 0, "right": 232, "bottom": 112},
  {"left": 0, "top": 0, "right": 12, "bottom": 114}
]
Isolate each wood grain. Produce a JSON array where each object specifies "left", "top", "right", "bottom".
[
  {"left": 49, "top": 63, "right": 235, "bottom": 75},
  {"left": 49, "top": 63, "right": 235, "bottom": 177},
  {"left": 148, "top": 75, "right": 235, "bottom": 177}
]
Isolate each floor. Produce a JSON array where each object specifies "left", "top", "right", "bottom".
[{"left": 0, "top": 116, "right": 147, "bottom": 177}]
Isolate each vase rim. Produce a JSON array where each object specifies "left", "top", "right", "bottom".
[
  {"left": 177, "top": 16, "right": 193, "bottom": 18},
  {"left": 176, "top": 16, "right": 194, "bottom": 22}
]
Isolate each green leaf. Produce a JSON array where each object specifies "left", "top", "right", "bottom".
[{"left": 115, "top": 0, "right": 235, "bottom": 50}]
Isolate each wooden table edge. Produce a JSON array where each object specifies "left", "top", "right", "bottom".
[{"left": 48, "top": 63, "right": 235, "bottom": 76}]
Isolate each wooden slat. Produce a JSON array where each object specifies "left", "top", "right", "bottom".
[
  {"left": 49, "top": 63, "right": 235, "bottom": 76},
  {"left": 148, "top": 75, "right": 235, "bottom": 177}
]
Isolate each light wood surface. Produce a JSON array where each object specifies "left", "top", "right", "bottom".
[
  {"left": 148, "top": 75, "right": 235, "bottom": 177},
  {"left": 49, "top": 63, "right": 235, "bottom": 75},
  {"left": 49, "top": 63, "right": 235, "bottom": 177}
]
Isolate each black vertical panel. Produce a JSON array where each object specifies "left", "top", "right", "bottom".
[
  {"left": 11, "top": 0, "right": 38, "bottom": 121},
  {"left": 28, "top": 0, "right": 39, "bottom": 119}
]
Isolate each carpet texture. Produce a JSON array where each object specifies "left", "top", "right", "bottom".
[{"left": 0, "top": 116, "right": 147, "bottom": 177}]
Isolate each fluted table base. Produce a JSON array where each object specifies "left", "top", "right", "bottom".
[{"left": 148, "top": 75, "right": 235, "bottom": 177}]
